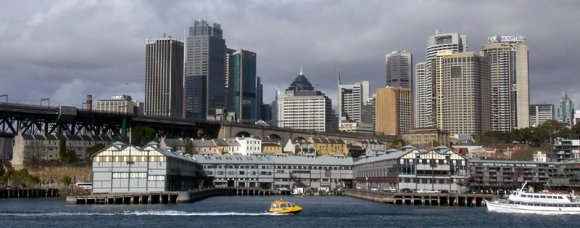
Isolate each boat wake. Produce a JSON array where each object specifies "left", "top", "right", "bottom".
[{"left": 0, "top": 210, "right": 283, "bottom": 217}]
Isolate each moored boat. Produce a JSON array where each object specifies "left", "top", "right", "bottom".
[
  {"left": 486, "top": 181, "right": 580, "bottom": 215},
  {"left": 268, "top": 199, "right": 303, "bottom": 215}
]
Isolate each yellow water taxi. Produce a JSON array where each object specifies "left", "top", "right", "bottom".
[{"left": 268, "top": 199, "right": 303, "bottom": 215}]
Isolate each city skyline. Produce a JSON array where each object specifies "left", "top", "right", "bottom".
[{"left": 1, "top": 0, "right": 579, "bottom": 109}]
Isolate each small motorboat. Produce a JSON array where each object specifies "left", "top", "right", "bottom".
[{"left": 268, "top": 198, "right": 302, "bottom": 215}]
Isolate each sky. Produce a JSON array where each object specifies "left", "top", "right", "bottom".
[{"left": 1, "top": 0, "right": 579, "bottom": 110}]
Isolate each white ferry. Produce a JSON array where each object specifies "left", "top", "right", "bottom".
[{"left": 486, "top": 182, "right": 580, "bottom": 215}]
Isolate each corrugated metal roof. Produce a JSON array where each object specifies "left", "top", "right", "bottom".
[{"left": 192, "top": 154, "right": 352, "bottom": 166}]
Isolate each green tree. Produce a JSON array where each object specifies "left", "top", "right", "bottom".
[
  {"left": 85, "top": 143, "right": 105, "bottom": 158},
  {"left": 184, "top": 138, "right": 194, "bottom": 154},
  {"left": 62, "top": 175, "right": 72, "bottom": 189},
  {"left": 131, "top": 126, "right": 157, "bottom": 146}
]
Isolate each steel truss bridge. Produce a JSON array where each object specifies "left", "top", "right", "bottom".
[{"left": 0, "top": 103, "right": 221, "bottom": 138}]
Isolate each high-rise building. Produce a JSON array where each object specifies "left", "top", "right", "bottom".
[
  {"left": 414, "top": 61, "right": 428, "bottom": 128},
  {"left": 385, "top": 51, "right": 412, "bottom": 89},
  {"left": 226, "top": 49, "right": 257, "bottom": 123},
  {"left": 184, "top": 20, "right": 227, "bottom": 119},
  {"left": 435, "top": 51, "right": 490, "bottom": 136},
  {"left": 481, "top": 35, "right": 529, "bottom": 132},
  {"left": 415, "top": 32, "right": 467, "bottom": 129},
  {"left": 256, "top": 76, "right": 263, "bottom": 120},
  {"left": 558, "top": 91, "right": 574, "bottom": 126},
  {"left": 338, "top": 80, "right": 370, "bottom": 132},
  {"left": 276, "top": 70, "right": 334, "bottom": 132},
  {"left": 144, "top": 35, "right": 183, "bottom": 118},
  {"left": 529, "top": 104, "right": 554, "bottom": 127},
  {"left": 95, "top": 95, "right": 142, "bottom": 115},
  {"left": 375, "top": 87, "right": 413, "bottom": 136}
]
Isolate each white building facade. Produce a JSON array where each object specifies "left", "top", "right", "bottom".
[
  {"left": 235, "top": 137, "right": 262, "bottom": 155},
  {"left": 92, "top": 142, "right": 203, "bottom": 193}
]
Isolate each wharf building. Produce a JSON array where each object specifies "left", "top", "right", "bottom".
[
  {"left": 385, "top": 51, "right": 413, "bottom": 90},
  {"left": 552, "top": 139, "right": 580, "bottom": 162},
  {"left": 337, "top": 80, "right": 373, "bottom": 133},
  {"left": 558, "top": 91, "right": 575, "bottom": 126},
  {"left": 94, "top": 95, "right": 143, "bottom": 115},
  {"left": 275, "top": 70, "right": 334, "bottom": 132},
  {"left": 11, "top": 134, "right": 123, "bottom": 168},
  {"left": 144, "top": 35, "right": 183, "bottom": 118},
  {"left": 434, "top": 51, "right": 490, "bottom": 136},
  {"left": 467, "top": 159, "right": 554, "bottom": 193},
  {"left": 481, "top": 35, "right": 530, "bottom": 132},
  {"left": 184, "top": 20, "right": 227, "bottom": 119},
  {"left": 226, "top": 49, "right": 258, "bottom": 123},
  {"left": 415, "top": 32, "right": 467, "bottom": 129},
  {"left": 92, "top": 142, "right": 204, "bottom": 193},
  {"left": 193, "top": 153, "right": 353, "bottom": 191},
  {"left": 353, "top": 146, "right": 469, "bottom": 192},
  {"left": 550, "top": 159, "right": 580, "bottom": 191},
  {"left": 529, "top": 104, "right": 554, "bottom": 127},
  {"left": 374, "top": 87, "right": 413, "bottom": 136}
]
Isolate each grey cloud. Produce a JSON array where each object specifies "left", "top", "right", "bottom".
[{"left": 1, "top": 0, "right": 579, "bottom": 110}]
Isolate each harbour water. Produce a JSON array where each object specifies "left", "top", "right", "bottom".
[{"left": 1, "top": 196, "right": 580, "bottom": 227}]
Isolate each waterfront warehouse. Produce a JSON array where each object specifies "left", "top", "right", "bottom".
[
  {"left": 92, "top": 142, "right": 204, "bottom": 193},
  {"left": 353, "top": 146, "right": 468, "bottom": 192}
]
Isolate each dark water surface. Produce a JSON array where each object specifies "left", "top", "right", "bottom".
[{"left": 1, "top": 196, "right": 579, "bottom": 227}]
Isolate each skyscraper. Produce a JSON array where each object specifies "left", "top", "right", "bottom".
[
  {"left": 415, "top": 32, "right": 467, "bottom": 129},
  {"left": 256, "top": 76, "right": 263, "bottom": 120},
  {"left": 481, "top": 35, "right": 530, "bottom": 132},
  {"left": 558, "top": 91, "right": 574, "bottom": 126},
  {"left": 435, "top": 51, "right": 490, "bottom": 136},
  {"left": 338, "top": 80, "right": 371, "bottom": 132},
  {"left": 184, "top": 20, "right": 226, "bottom": 119},
  {"left": 529, "top": 104, "right": 554, "bottom": 127},
  {"left": 226, "top": 49, "right": 257, "bottom": 122},
  {"left": 144, "top": 35, "right": 183, "bottom": 118},
  {"left": 385, "top": 51, "right": 412, "bottom": 89},
  {"left": 276, "top": 70, "right": 334, "bottom": 132},
  {"left": 375, "top": 87, "right": 413, "bottom": 136}
]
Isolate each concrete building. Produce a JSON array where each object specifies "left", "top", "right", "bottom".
[
  {"left": 95, "top": 95, "right": 142, "bottom": 115},
  {"left": 481, "top": 35, "right": 530, "bottom": 132},
  {"left": 401, "top": 128, "right": 449, "bottom": 148},
  {"left": 551, "top": 160, "right": 580, "bottom": 191},
  {"left": 534, "top": 151, "right": 548, "bottom": 162},
  {"left": 145, "top": 35, "right": 183, "bottom": 118},
  {"left": 0, "top": 137, "right": 12, "bottom": 160},
  {"left": 92, "top": 142, "right": 204, "bottom": 193},
  {"left": 435, "top": 51, "right": 490, "bottom": 136},
  {"left": 12, "top": 134, "right": 123, "bottom": 168},
  {"left": 184, "top": 20, "right": 227, "bottom": 119},
  {"left": 415, "top": 32, "right": 467, "bottom": 129},
  {"left": 375, "top": 87, "right": 413, "bottom": 136},
  {"left": 529, "top": 104, "right": 554, "bottom": 127},
  {"left": 558, "top": 91, "right": 575, "bottom": 126},
  {"left": 353, "top": 146, "right": 468, "bottom": 192},
  {"left": 468, "top": 159, "right": 554, "bottom": 193},
  {"left": 553, "top": 139, "right": 580, "bottom": 162},
  {"left": 385, "top": 51, "right": 412, "bottom": 90},
  {"left": 227, "top": 49, "right": 258, "bottom": 123},
  {"left": 276, "top": 70, "right": 334, "bottom": 132},
  {"left": 235, "top": 136, "right": 262, "bottom": 155},
  {"left": 194, "top": 153, "right": 353, "bottom": 190},
  {"left": 338, "top": 80, "right": 371, "bottom": 132}
]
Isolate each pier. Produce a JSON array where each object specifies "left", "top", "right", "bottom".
[
  {"left": 0, "top": 188, "right": 59, "bottom": 198},
  {"left": 66, "top": 187, "right": 290, "bottom": 205},
  {"left": 345, "top": 189, "right": 495, "bottom": 207}
]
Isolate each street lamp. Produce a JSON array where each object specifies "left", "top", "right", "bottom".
[{"left": 0, "top": 94, "right": 7, "bottom": 103}]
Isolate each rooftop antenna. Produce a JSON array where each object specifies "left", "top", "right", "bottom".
[
  {"left": 435, "top": 29, "right": 439, "bottom": 35},
  {"left": 300, "top": 67, "right": 303, "bottom": 75}
]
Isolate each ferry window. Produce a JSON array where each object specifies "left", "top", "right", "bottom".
[
  {"left": 559, "top": 196, "right": 563, "bottom": 199},
  {"left": 540, "top": 196, "right": 546, "bottom": 198},
  {"left": 534, "top": 195, "right": 539, "bottom": 198}
]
